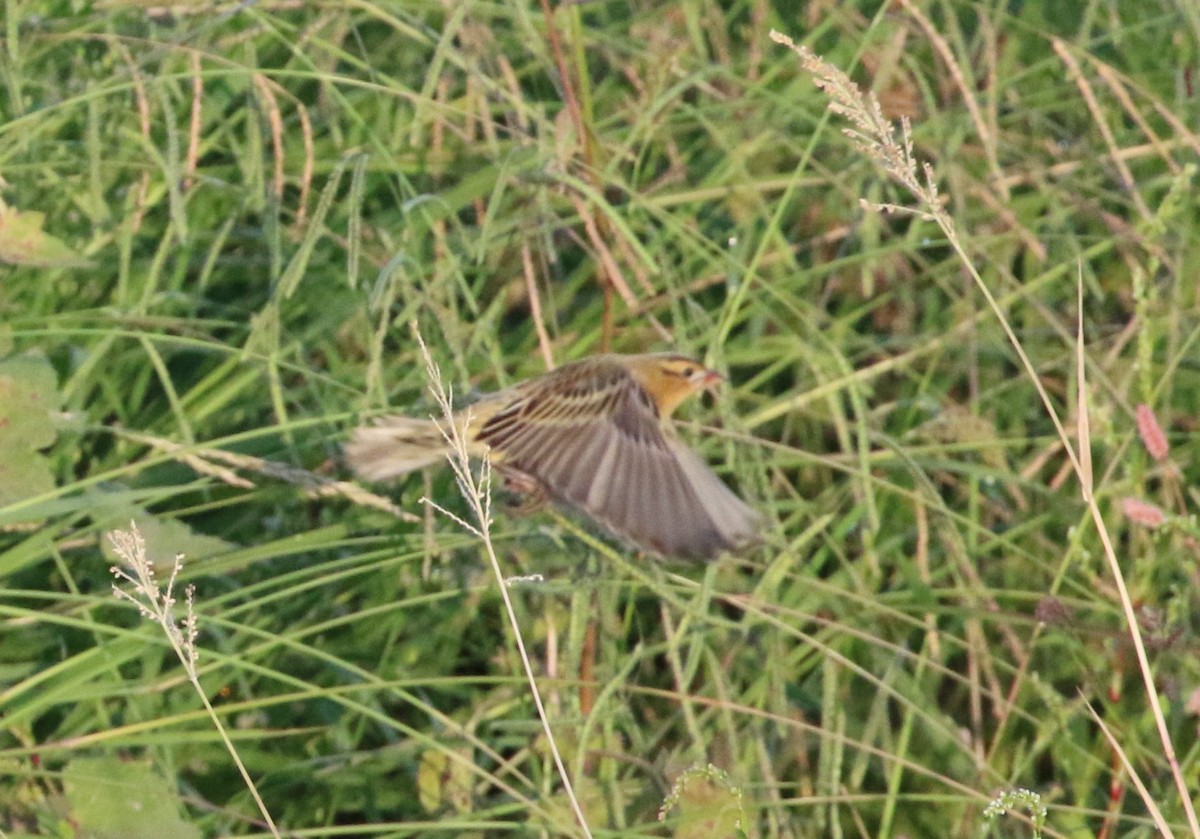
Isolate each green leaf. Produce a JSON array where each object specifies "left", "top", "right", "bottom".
[
  {"left": 97, "top": 507, "right": 234, "bottom": 571},
  {"left": 0, "top": 203, "right": 93, "bottom": 268},
  {"left": 0, "top": 354, "right": 61, "bottom": 449},
  {"left": 63, "top": 757, "right": 201, "bottom": 839},
  {"left": 0, "top": 354, "right": 62, "bottom": 508}
]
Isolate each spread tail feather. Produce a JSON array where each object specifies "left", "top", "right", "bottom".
[{"left": 345, "top": 416, "right": 452, "bottom": 481}]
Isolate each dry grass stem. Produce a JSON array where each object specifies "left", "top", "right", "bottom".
[
  {"left": 410, "top": 323, "right": 593, "bottom": 839},
  {"left": 567, "top": 193, "right": 673, "bottom": 344},
  {"left": 120, "top": 429, "right": 420, "bottom": 521},
  {"left": 773, "top": 31, "right": 1200, "bottom": 833},
  {"left": 899, "top": 0, "right": 1003, "bottom": 195},
  {"left": 1089, "top": 60, "right": 1183, "bottom": 176},
  {"left": 1085, "top": 699, "right": 1175, "bottom": 838},
  {"left": 521, "top": 242, "right": 556, "bottom": 370},
  {"left": 1052, "top": 39, "right": 1152, "bottom": 221},
  {"left": 184, "top": 52, "right": 202, "bottom": 191},
  {"left": 107, "top": 522, "right": 281, "bottom": 839}
]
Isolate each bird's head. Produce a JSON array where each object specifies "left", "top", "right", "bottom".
[{"left": 627, "top": 354, "right": 724, "bottom": 418}]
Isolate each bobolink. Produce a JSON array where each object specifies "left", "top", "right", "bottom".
[{"left": 346, "top": 353, "right": 760, "bottom": 560}]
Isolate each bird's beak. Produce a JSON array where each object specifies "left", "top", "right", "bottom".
[{"left": 700, "top": 368, "right": 724, "bottom": 389}]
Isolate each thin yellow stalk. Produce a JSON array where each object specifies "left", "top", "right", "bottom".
[
  {"left": 411, "top": 324, "right": 593, "bottom": 839},
  {"left": 770, "top": 30, "right": 1198, "bottom": 835}
]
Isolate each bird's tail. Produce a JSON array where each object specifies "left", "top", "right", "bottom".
[{"left": 345, "top": 416, "right": 453, "bottom": 481}]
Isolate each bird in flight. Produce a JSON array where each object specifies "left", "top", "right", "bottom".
[{"left": 346, "top": 353, "right": 761, "bottom": 560}]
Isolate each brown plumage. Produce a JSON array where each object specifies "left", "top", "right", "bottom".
[{"left": 345, "top": 353, "right": 761, "bottom": 560}]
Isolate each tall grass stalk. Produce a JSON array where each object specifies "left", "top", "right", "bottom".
[
  {"left": 411, "top": 324, "right": 593, "bottom": 839},
  {"left": 107, "top": 523, "right": 281, "bottom": 839},
  {"left": 769, "top": 28, "right": 1199, "bottom": 836}
]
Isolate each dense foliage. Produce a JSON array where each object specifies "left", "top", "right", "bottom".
[{"left": 2, "top": 1, "right": 1199, "bottom": 836}]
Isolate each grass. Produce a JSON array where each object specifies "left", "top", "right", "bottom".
[{"left": 3, "top": 1, "right": 1200, "bottom": 837}]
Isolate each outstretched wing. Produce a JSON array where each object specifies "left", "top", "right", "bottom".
[{"left": 478, "top": 361, "right": 760, "bottom": 560}]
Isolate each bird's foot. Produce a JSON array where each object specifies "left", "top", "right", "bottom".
[{"left": 498, "top": 467, "right": 549, "bottom": 515}]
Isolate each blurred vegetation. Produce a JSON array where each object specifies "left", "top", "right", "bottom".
[{"left": 2, "top": 0, "right": 1200, "bottom": 836}]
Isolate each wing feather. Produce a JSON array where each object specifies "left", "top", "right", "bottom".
[
  {"left": 586, "top": 439, "right": 621, "bottom": 509},
  {"left": 477, "top": 360, "right": 759, "bottom": 559},
  {"left": 670, "top": 442, "right": 762, "bottom": 547}
]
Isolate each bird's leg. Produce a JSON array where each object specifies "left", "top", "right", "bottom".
[{"left": 497, "top": 465, "right": 549, "bottom": 515}]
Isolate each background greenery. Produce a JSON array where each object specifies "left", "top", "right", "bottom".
[{"left": 2, "top": 0, "right": 1199, "bottom": 836}]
